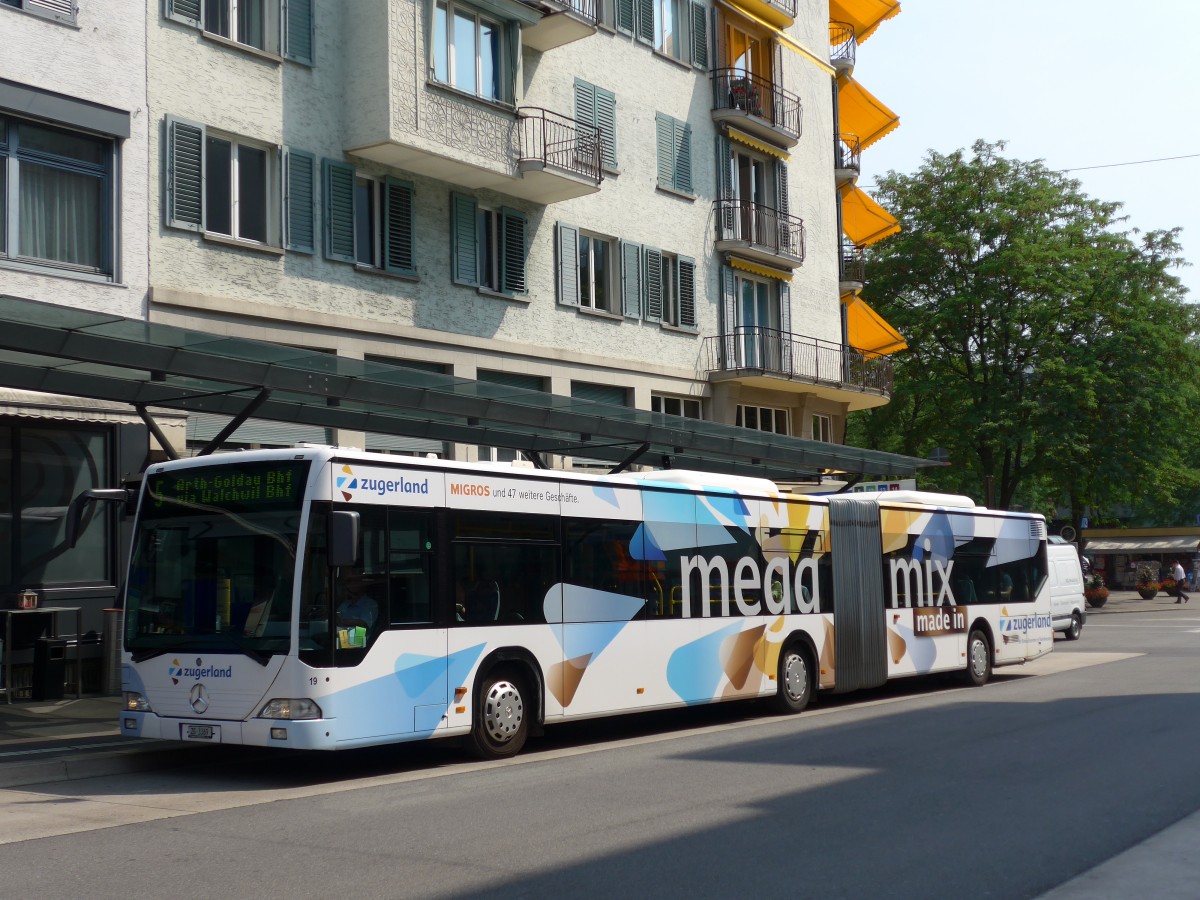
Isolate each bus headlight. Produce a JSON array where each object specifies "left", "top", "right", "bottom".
[
  {"left": 258, "top": 698, "right": 322, "bottom": 720},
  {"left": 123, "top": 692, "right": 152, "bottom": 712}
]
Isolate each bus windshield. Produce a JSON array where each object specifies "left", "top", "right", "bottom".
[{"left": 124, "top": 460, "right": 311, "bottom": 661}]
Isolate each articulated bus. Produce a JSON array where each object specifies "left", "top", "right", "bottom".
[{"left": 118, "top": 447, "right": 1053, "bottom": 758}]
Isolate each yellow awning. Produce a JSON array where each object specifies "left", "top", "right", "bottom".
[
  {"left": 842, "top": 293, "right": 907, "bottom": 356},
  {"left": 727, "top": 127, "right": 789, "bottom": 161},
  {"left": 837, "top": 77, "right": 899, "bottom": 150},
  {"left": 840, "top": 183, "right": 900, "bottom": 247},
  {"left": 730, "top": 257, "right": 792, "bottom": 282},
  {"left": 829, "top": 0, "right": 901, "bottom": 44}
]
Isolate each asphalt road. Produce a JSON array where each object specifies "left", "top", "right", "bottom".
[{"left": 3, "top": 611, "right": 1200, "bottom": 899}]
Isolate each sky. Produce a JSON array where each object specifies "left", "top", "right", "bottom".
[{"left": 849, "top": 0, "right": 1200, "bottom": 300}]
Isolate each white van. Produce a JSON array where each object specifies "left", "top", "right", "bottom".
[{"left": 1047, "top": 539, "right": 1086, "bottom": 640}]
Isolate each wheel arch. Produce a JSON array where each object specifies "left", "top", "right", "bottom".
[
  {"left": 781, "top": 629, "right": 820, "bottom": 694},
  {"left": 475, "top": 647, "right": 545, "bottom": 732}
]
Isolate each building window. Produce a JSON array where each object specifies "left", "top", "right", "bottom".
[
  {"left": 811, "top": 413, "right": 832, "bottom": 442},
  {"left": 0, "top": 114, "right": 116, "bottom": 278},
  {"left": 574, "top": 79, "right": 617, "bottom": 170},
  {"left": 655, "top": 113, "right": 692, "bottom": 195},
  {"left": 0, "top": 0, "right": 75, "bottom": 24},
  {"left": 652, "top": 394, "right": 702, "bottom": 419},
  {"left": 205, "top": 134, "right": 270, "bottom": 243},
  {"left": 432, "top": 0, "right": 507, "bottom": 102},
  {"left": 320, "top": 161, "right": 414, "bottom": 273},
  {"left": 165, "top": 0, "right": 313, "bottom": 63},
  {"left": 644, "top": 249, "right": 697, "bottom": 328},
  {"left": 450, "top": 193, "right": 526, "bottom": 294},
  {"left": 578, "top": 232, "right": 617, "bottom": 313},
  {"left": 616, "top": 0, "right": 706, "bottom": 68},
  {"left": 737, "top": 404, "right": 789, "bottom": 435}
]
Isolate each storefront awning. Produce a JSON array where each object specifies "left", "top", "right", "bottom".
[
  {"left": 729, "top": 257, "right": 792, "bottom": 281},
  {"left": 837, "top": 77, "right": 900, "bottom": 150},
  {"left": 842, "top": 294, "right": 906, "bottom": 356},
  {"left": 840, "top": 183, "right": 901, "bottom": 247},
  {"left": 727, "top": 127, "right": 789, "bottom": 161},
  {"left": 1085, "top": 536, "right": 1200, "bottom": 553},
  {"left": 0, "top": 294, "right": 942, "bottom": 482},
  {"left": 829, "top": 0, "right": 901, "bottom": 44}
]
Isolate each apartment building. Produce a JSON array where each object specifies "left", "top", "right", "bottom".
[
  {"left": 0, "top": 0, "right": 906, "bottom": 689},
  {"left": 145, "top": 0, "right": 903, "bottom": 459}
]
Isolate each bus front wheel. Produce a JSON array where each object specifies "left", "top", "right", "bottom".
[
  {"left": 964, "top": 629, "right": 992, "bottom": 686},
  {"left": 772, "top": 644, "right": 812, "bottom": 714},
  {"left": 469, "top": 669, "right": 529, "bottom": 759}
]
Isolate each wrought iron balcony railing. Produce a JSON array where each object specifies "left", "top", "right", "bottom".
[
  {"left": 766, "top": 0, "right": 796, "bottom": 19},
  {"left": 840, "top": 241, "right": 866, "bottom": 286},
  {"left": 830, "top": 21, "right": 856, "bottom": 71},
  {"left": 714, "top": 199, "right": 806, "bottom": 263},
  {"left": 519, "top": 0, "right": 599, "bottom": 22},
  {"left": 703, "top": 327, "right": 893, "bottom": 395},
  {"left": 710, "top": 68, "right": 803, "bottom": 140},
  {"left": 835, "top": 133, "right": 861, "bottom": 175},
  {"left": 516, "top": 107, "right": 603, "bottom": 185}
]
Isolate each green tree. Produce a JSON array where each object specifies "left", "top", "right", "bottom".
[{"left": 850, "top": 140, "right": 1199, "bottom": 522}]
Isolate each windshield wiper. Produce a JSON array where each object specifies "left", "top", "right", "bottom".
[{"left": 130, "top": 648, "right": 169, "bottom": 663}]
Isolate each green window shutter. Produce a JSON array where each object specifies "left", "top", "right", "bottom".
[
  {"left": 283, "top": 0, "right": 314, "bottom": 65},
  {"left": 450, "top": 193, "right": 479, "bottom": 286},
  {"left": 322, "top": 158, "right": 356, "bottom": 263},
  {"left": 689, "top": 0, "right": 708, "bottom": 69},
  {"left": 557, "top": 222, "right": 580, "bottom": 307},
  {"left": 644, "top": 247, "right": 663, "bottom": 323},
  {"left": 655, "top": 114, "right": 673, "bottom": 190},
  {"left": 620, "top": 240, "right": 642, "bottom": 318},
  {"left": 166, "top": 115, "right": 204, "bottom": 232},
  {"left": 679, "top": 255, "right": 697, "bottom": 328},
  {"left": 716, "top": 134, "right": 732, "bottom": 199},
  {"left": 594, "top": 87, "right": 617, "bottom": 169},
  {"left": 635, "top": 0, "right": 654, "bottom": 44},
  {"left": 779, "top": 280, "right": 791, "bottom": 336},
  {"left": 574, "top": 79, "right": 596, "bottom": 130},
  {"left": 384, "top": 177, "right": 415, "bottom": 274},
  {"left": 165, "top": 0, "right": 201, "bottom": 27},
  {"left": 720, "top": 264, "right": 737, "bottom": 338},
  {"left": 284, "top": 147, "right": 315, "bottom": 253},
  {"left": 675, "top": 121, "right": 692, "bottom": 194},
  {"left": 775, "top": 160, "right": 790, "bottom": 218},
  {"left": 615, "top": 0, "right": 634, "bottom": 35},
  {"left": 501, "top": 207, "right": 527, "bottom": 294}
]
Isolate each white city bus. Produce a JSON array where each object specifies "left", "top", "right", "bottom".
[{"left": 118, "top": 447, "right": 1053, "bottom": 758}]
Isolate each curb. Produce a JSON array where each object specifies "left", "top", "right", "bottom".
[{"left": 0, "top": 742, "right": 203, "bottom": 790}]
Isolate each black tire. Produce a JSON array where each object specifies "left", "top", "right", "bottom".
[
  {"left": 1065, "top": 611, "right": 1083, "bottom": 641},
  {"left": 771, "top": 644, "right": 812, "bottom": 714},
  {"left": 468, "top": 668, "right": 529, "bottom": 760},
  {"left": 963, "top": 628, "right": 992, "bottom": 686}
]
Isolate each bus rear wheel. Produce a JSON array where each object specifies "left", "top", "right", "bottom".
[
  {"left": 1065, "top": 611, "right": 1083, "bottom": 641},
  {"left": 772, "top": 644, "right": 812, "bottom": 714},
  {"left": 963, "top": 629, "right": 992, "bottom": 686},
  {"left": 469, "top": 669, "right": 529, "bottom": 760}
]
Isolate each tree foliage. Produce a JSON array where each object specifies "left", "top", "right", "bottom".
[{"left": 849, "top": 140, "right": 1200, "bottom": 523}]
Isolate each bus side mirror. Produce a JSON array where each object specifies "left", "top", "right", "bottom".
[
  {"left": 328, "top": 511, "right": 360, "bottom": 568},
  {"left": 66, "top": 488, "right": 134, "bottom": 549}
]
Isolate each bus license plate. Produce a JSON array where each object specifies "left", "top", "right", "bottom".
[{"left": 184, "top": 724, "right": 217, "bottom": 741}]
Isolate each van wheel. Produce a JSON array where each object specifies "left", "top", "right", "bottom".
[
  {"left": 1065, "top": 611, "right": 1083, "bottom": 641},
  {"left": 963, "top": 629, "right": 992, "bottom": 686},
  {"left": 469, "top": 669, "right": 529, "bottom": 760},
  {"left": 771, "top": 644, "right": 812, "bottom": 714}
]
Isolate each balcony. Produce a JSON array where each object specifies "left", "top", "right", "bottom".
[
  {"left": 839, "top": 241, "right": 866, "bottom": 295},
  {"left": 515, "top": 108, "right": 604, "bottom": 202},
  {"left": 727, "top": 0, "right": 795, "bottom": 29},
  {"left": 703, "top": 327, "right": 893, "bottom": 408},
  {"left": 834, "top": 133, "right": 860, "bottom": 186},
  {"left": 830, "top": 21, "right": 857, "bottom": 76},
  {"left": 711, "top": 69, "right": 802, "bottom": 148},
  {"left": 714, "top": 199, "right": 806, "bottom": 269},
  {"left": 521, "top": 0, "right": 599, "bottom": 52}
]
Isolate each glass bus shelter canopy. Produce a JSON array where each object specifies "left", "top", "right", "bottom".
[{"left": 0, "top": 295, "right": 939, "bottom": 483}]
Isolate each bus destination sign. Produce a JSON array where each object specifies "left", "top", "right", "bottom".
[{"left": 148, "top": 461, "right": 308, "bottom": 509}]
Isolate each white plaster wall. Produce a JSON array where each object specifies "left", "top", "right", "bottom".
[
  {"left": 0, "top": 1, "right": 148, "bottom": 318},
  {"left": 145, "top": 0, "right": 854, "bottom": 402}
]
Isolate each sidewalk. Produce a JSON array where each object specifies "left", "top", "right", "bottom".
[{"left": 0, "top": 588, "right": 1186, "bottom": 788}]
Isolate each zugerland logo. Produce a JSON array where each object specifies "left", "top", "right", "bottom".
[
  {"left": 169, "top": 656, "right": 232, "bottom": 684},
  {"left": 336, "top": 464, "right": 430, "bottom": 501}
]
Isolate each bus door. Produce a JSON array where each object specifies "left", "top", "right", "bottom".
[{"left": 828, "top": 497, "right": 888, "bottom": 692}]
